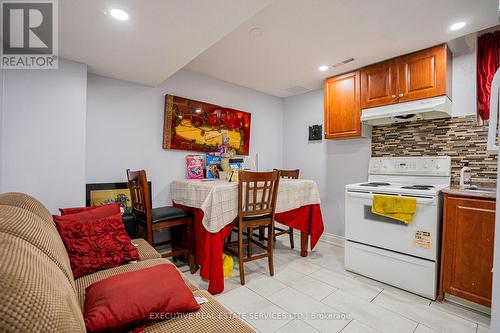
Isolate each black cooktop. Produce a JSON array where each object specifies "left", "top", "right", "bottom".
[
  {"left": 401, "top": 185, "right": 435, "bottom": 190},
  {"left": 359, "top": 182, "right": 391, "bottom": 187}
]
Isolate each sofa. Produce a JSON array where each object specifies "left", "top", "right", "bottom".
[{"left": 0, "top": 192, "right": 254, "bottom": 333}]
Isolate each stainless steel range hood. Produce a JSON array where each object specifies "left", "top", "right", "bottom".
[{"left": 361, "top": 95, "right": 452, "bottom": 126}]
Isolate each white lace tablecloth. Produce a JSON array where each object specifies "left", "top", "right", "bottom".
[{"left": 171, "top": 178, "right": 321, "bottom": 233}]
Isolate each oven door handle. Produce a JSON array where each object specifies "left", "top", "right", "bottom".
[{"left": 346, "top": 191, "right": 436, "bottom": 204}]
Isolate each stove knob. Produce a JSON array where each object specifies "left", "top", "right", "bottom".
[
  {"left": 435, "top": 164, "right": 441, "bottom": 170},
  {"left": 424, "top": 163, "right": 429, "bottom": 168}
]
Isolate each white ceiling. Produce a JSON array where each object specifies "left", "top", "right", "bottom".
[
  {"left": 59, "top": 0, "right": 273, "bottom": 86},
  {"left": 59, "top": 0, "right": 499, "bottom": 96},
  {"left": 186, "top": 0, "right": 500, "bottom": 97}
]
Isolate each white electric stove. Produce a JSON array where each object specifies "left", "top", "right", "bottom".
[{"left": 344, "top": 156, "right": 451, "bottom": 299}]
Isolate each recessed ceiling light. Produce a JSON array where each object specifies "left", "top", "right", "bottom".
[
  {"left": 449, "top": 21, "right": 466, "bottom": 31},
  {"left": 318, "top": 65, "right": 330, "bottom": 72},
  {"left": 109, "top": 8, "right": 129, "bottom": 21}
]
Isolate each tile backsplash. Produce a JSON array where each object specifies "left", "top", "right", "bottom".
[{"left": 371, "top": 115, "right": 498, "bottom": 186}]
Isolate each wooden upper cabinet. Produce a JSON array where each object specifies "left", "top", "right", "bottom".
[
  {"left": 359, "top": 44, "right": 451, "bottom": 109},
  {"left": 398, "top": 44, "right": 450, "bottom": 103},
  {"left": 323, "top": 44, "right": 452, "bottom": 140},
  {"left": 324, "top": 71, "right": 361, "bottom": 139},
  {"left": 360, "top": 61, "right": 398, "bottom": 109},
  {"left": 439, "top": 195, "right": 496, "bottom": 307}
]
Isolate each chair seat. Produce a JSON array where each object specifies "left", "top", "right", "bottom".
[
  {"left": 151, "top": 206, "right": 190, "bottom": 223},
  {"left": 242, "top": 214, "right": 272, "bottom": 222}
]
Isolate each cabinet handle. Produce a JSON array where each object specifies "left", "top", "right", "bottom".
[
  {"left": 399, "top": 93, "right": 404, "bottom": 97},
  {"left": 391, "top": 95, "right": 396, "bottom": 98}
]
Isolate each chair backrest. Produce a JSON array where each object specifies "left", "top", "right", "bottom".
[
  {"left": 274, "top": 169, "right": 300, "bottom": 179},
  {"left": 238, "top": 170, "right": 280, "bottom": 219},
  {"left": 126, "top": 169, "right": 152, "bottom": 223}
]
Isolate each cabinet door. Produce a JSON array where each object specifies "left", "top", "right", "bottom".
[
  {"left": 360, "top": 60, "right": 398, "bottom": 109},
  {"left": 324, "top": 71, "right": 361, "bottom": 139},
  {"left": 398, "top": 44, "right": 448, "bottom": 103},
  {"left": 440, "top": 196, "right": 495, "bottom": 307}
]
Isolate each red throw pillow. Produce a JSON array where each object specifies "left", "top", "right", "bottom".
[
  {"left": 59, "top": 206, "right": 96, "bottom": 215},
  {"left": 84, "top": 264, "right": 200, "bottom": 333},
  {"left": 58, "top": 202, "right": 121, "bottom": 217},
  {"left": 54, "top": 212, "right": 139, "bottom": 279}
]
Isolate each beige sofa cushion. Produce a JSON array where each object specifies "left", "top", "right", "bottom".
[
  {"left": 132, "top": 238, "right": 162, "bottom": 261},
  {"left": 0, "top": 233, "right": 85, "bottom": 333},
  {"left": 0, "top": 192, "right": 53, "bottom": 225},
  {"left": 0, "top": 205, "right": 75, "bottom": 289},
  {"left": 144, "top": 290, "right": 255, "bottom": 333},
  {"left": 75, "top": 258, "right": 199, "bottom": 309}
]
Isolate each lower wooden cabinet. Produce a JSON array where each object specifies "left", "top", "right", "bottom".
[{"left": 439, "top": 194, "right": 496, "bottom": 307}]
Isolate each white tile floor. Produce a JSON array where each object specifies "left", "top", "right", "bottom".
[{"left": 181, "top": 238, "right": 491, "bottom": 333}]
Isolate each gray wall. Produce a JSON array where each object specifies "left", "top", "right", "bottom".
[
  {"left": 449, "top": 34, "right": 477, "bottom": 117},
  {"left": 0, "top": 60, "right": 87, "bottom": 213},
  {"left": 86, "top": 69, "right": 284, "bottom": 208},
  {"left": 0, "top": 64, "right": 284, "bottom": 213},
  {"left": 282, "top": 90, "right": 372, "bottom": 236}
]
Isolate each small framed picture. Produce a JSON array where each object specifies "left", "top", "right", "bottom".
[{"left": 86, "top": 182, "right": 151, "bottom": 216}]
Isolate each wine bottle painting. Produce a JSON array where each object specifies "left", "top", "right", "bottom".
[{"left": 163, "top": 95, "right": 251, "bottom": 155}]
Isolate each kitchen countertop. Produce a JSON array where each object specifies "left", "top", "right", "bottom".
[{"left": 442, "top": 186, "right": 496, "bottom": 200}]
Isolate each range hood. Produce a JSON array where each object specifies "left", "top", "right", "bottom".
[{"left": 361, "top": 95, "right": 452, "bottom": 126}]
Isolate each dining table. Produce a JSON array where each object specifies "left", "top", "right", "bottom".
[{"left": 171, "top": 177, "right": 324, "bottom": 294}]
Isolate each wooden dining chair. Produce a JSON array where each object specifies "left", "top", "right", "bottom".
[
  {"left": 272, "top": 168, "right": 300, "bottom": 249},
  {"left": 126, "top": 169, "right": 196, "bottom": 273},
  {"left": 224, "top": 170, "right": 280, "bottom": 285}
]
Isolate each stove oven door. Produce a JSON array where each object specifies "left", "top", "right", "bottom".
[{"left": 345, "top": 190, "right": 440, "bottom": 261}]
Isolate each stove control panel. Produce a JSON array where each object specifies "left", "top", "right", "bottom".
[{"left": 369, "top": 156, "right": 451, "bottom": 176}]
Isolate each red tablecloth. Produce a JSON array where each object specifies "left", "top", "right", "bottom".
[{"left": 174, "top": 203, "right": 324, "bottom": 294}]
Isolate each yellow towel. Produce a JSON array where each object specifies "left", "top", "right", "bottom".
[{"left": 371, "top": 195, "right": 417, "bottom": 224}]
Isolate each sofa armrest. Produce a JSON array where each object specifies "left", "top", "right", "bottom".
[{"left": 131, "top": 238, "right": 162, "bottom": 261}]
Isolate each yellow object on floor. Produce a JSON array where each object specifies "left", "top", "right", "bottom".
[
  {"left": 372, "top": 194, "right": 417, "bottom": 224},
  {"left": 222, "top": 252, "right": 234, "bottom": 278}
]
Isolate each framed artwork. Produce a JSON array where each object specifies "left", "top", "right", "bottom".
[
  {"left": 90, "top": 188, "right": 132, "bottom": 214},
  {"left": 85, "top": 182, "right": 151, "bottom": 216},
  {"left": 163, "top": 95, "right": 251, "bottom": 155}
]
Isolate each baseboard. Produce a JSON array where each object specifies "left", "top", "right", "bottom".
[
  {"left": 292, "top": 230, "right": 345, "bottom": 248},
  {"left": 320, "top": 232, "right": 345, "bottom": 247},
  {"left": 445, "top": 294, "right": 491, "bottom": 315}
]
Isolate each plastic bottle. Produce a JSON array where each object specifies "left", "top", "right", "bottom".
[{"left": 459, "top": 162, "right": 471, "bottom": 188}]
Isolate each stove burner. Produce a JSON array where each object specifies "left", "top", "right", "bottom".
[
  {"left": 401, "top": 185, "right": 435, "bottom": 190},
  {"left": 360, "top": 182, "right": 391, "bottom": 187}
]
